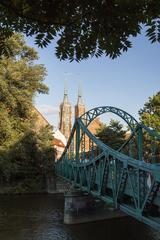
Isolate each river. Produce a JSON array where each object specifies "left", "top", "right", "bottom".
[{"left": 0, "top": 194, "right": 159, "bottom": 240}]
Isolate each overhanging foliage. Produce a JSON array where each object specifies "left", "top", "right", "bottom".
[{"left": 0, "top": 1, "right": 160, "bottom": 61}]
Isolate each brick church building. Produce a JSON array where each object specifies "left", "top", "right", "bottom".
[
  {"left": 58, "top": 86, "right": 101, "bottom": 152},
  {"left": 33, "top": 86, "right": 101, "bottom": 160}
]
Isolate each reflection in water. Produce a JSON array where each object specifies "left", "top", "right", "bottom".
[{"left": 0, "top": 194, "right": 159, "bottom": 240}]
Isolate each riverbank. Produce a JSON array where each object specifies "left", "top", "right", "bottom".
[
  {"left": 0, "top": 178, "right": 46, "bottom": 194},
  {"left": 0, "top": 176, "right": 70, "bottom": 194}
]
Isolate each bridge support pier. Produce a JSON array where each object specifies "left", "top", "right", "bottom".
[
  {"left": 46, "top": 176, "right": 70, "bottom": 193},
  {"left": 64, "top": 188, "right": 126, "bottom": 224}
]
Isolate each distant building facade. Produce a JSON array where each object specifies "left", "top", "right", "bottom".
[
  {"left": 59, "top": 86, "right": 102, "bottom": 153},
  {"left": 33, "top": 106, "right": 67, "bottom": 160},
  {"left": 32, "top": 106, "right": 50, "bottom": 132},
  {"left": 32, "top": 87, "right": 101, "bottom": 160},
  {"left": 59, "top": 87, "right": 72, "bottom": 141},
  {"left": 53, "top": 130, "right": 67, "bottom": 160}
]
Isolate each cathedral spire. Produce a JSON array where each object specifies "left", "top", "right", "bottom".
[
  {"left": 63, "top": 81, "right": 69, "bottom": 103},
  {"left": 59, "top": 81, "right": 72, "bottom": 140},
  {"left": 75, "top": 84, "right": 85, "bottom": 119},
  {"left": 77, "top": 83, "right": 83, "bottom": 105}
]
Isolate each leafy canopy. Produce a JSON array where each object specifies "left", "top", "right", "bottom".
[
  {"left": 138, "top": 91, "right": 160, "bottom": 162},
  {"left": 0, "top": 0, "right": 160, "bottom": 61},
  {"left": 96, "top": 119, "right": 126, "bottom": 150},
  {"left": 0, "top": 34, "right": 48, "bottom": 147},
  {"left": 0, "top": 34, "right": 55, "bottom": 181},
  {"left": 139, "top": 91, "right": 160, "bottom": 133}
]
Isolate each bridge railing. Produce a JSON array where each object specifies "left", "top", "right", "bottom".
[{"left": 55, "top": 106, "right": 160, "bottom": 230}]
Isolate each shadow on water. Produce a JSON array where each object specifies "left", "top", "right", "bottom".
[
  {"left": 65, "top": 217, "right": 160, "bottom": 240},
  {"left": 0, "top": 194, "right": 159, "bottom": 240}
]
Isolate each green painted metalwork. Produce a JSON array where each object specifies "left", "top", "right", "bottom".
[
  {"left": 80, "top": 106, "right": 139, "bottom": 131},
  {"left": 55, "top": 106, "right": 160, "bottom": 230}
]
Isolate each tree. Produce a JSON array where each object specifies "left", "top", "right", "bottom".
[
  {"left": 0, "top": 34, "right": 55, "bottom": 185},
  {"left": 139, "top": 91, "right": 160, "bottom": 163},
  {"left": 96, "top": 119, "right": 126, "bottom": 150},
  {"left": 139, "top": 91, "right": 160, "bottom": 132},
  {"left": 0, "top": 34, "right": 48, "bottom": 145},
  {"left": 0, "top": 1, "right": 160, "bottom": 61}
]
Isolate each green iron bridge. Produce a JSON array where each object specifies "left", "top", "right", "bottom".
[{"left": 55, "top": 106, "right": 160, "bottom": 230}]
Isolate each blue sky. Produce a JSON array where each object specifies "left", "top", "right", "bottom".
[{"left": 26, "top": 32, "right": 160, "bottom": 129}]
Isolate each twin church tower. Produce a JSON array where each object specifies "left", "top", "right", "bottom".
[{"left": 59, "top": 86, "right": 85, "bottom": 140}]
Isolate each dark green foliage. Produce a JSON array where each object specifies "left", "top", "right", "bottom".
[
  {"left": 0, "top": 34, "right": 55, "bottom": 187},
  {"left": 0, "top": 1, "right": 160, "bottom": 61},
  {"left": 96, "top": 119, "right": 126, "bottom": 150},
  {"left": 11, "top": 126, "right": 55, "bottom": 177},
  {"left": 139, "top": 92, "right": 160, "bottom": 132},
  {"left": 139, "top": 91, "right": 160, "bottom": 163}
]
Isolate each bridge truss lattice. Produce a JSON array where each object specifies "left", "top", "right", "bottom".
[{"left": 56, "top": 106, "right": 160, "bottom": 230}]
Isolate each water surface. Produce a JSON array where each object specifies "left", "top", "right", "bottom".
[{"left": 0, "top": 194, "right": 159, "bottom": 240}]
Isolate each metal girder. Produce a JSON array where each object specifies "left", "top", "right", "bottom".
[
  {"left": 80, "top": 106, "right": 139, "bottom": 131},
  {"left": 55, "top": 106, "right": 160, "bottom": 231}
]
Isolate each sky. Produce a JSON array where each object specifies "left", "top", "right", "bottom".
[{"left": 26, "top": 31, "right": 160, "bottom": 129}]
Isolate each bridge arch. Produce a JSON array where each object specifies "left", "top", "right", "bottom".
[
  {"left": 79, "top": 106, "right": 139, "bottom": 132},
  {"left": 56, "top": 106, "right": 160, "bottom": 230}
]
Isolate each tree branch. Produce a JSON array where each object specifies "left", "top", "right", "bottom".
[{"left": 0, "top": 1, "right": 69, "bottom": 28}]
